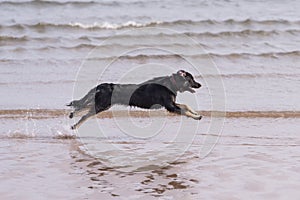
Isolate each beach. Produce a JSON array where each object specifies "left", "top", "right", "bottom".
[{"left": 1, "top": 0, "right": 300, "bottom": 199}]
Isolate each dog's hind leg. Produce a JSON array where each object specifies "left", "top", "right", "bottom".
[
  {"left": 71, "top": 108, "right": 96, "bottom": 130},
  {"left": 69, "top": 107, "right": 90, "bottom": 119},
  {"left": 71, "top": 104, "right": 111, "bottom": 129}
]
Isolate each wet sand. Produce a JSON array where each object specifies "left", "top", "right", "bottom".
[
  {"left": 1, "top": 115, "right": 300, "bottom": 199},
  {"left": 0, "top": 138, "right": 92, "bottom": 200}
]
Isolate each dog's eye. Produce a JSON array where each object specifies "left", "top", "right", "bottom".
[{"left": 185, "top": 77, "right": 192, "bottom": 81}]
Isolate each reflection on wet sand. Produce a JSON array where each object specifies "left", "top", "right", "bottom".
[
  {"left": 73, "top": 154, "right": 194, "bottom": 197},
  {"left": 68, "top": 138, "right": 196, "bottom": 197}
]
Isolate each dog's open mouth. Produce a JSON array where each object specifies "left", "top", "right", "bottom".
[
  {"left": 188, "top": 87, "right": 196, "bottom": 93},
  {"left": 180, "top": 87, "right": 196, "bottom": 93},
  {"left": 180, "top": 80, "right": 201, "bottom": 93}
]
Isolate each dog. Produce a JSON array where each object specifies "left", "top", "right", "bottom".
[{"left": 67, "top": 70, "right": 202, "bottom": 129}]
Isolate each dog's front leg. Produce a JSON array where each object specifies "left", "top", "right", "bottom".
[
  {"left": 165, "top": 103, "right": 202, "bottom": 120},
  {"left": 176, "top": 103, "right": 202, "bottom": 120},
  {"left": 184, "top": 110, "right": 202, "bottom": 120},
  {"left": 176, "top": 104, "right": 199, "bottom": 115}
]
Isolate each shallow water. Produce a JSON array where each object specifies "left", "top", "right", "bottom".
[
  {"left": 1, "top": 115, "right": 300, "bottom": 199},
  {"left": 1, "top": 0, "right": 300, "bottom": 199}
]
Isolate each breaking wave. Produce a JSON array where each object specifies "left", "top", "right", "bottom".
[{"left": 2, "top": 19, "right": 300, "bottom": 31}]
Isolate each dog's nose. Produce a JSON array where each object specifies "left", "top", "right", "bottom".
[{"left": 195, "top": 82, "right": 201, "bottom": 88}]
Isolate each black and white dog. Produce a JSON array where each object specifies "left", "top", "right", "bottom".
[{"left": 67, "top": 70, "right": 202, "bottom": 129}]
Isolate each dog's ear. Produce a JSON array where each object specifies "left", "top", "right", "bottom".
[{"left": 177, "top": 70, "right": 186, "bottom": 77}]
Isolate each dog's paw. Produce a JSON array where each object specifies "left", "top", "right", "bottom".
[
  {"left": 69, "top": 112, "right": 74, "bottom": 119},
  {"left": 195, "top": 115, "right": 202, "bottom": 120}
]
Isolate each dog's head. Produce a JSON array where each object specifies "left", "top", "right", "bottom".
[{"left": 173, "top": 70, "right": 201, "bottom": 93}]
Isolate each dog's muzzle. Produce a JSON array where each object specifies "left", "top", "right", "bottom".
[
  {"left": 182, "top": 81, "right": 201, "bottom": 93},
  {"left": 193, "top": 82, "right": 201, "bottom": 88}
]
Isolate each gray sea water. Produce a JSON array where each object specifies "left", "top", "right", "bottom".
[{"left": 1, "top": 0, "right": 300, "bottom": 199}]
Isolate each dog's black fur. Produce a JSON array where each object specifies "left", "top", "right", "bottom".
[{"left": 68, "top": 70, "right": 202, "bottom": 129}]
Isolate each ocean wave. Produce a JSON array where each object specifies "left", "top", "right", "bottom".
[
  {"left": 2, "top": 19, "right": 300, "bottom": 31},
  {"left": 0, "top": 35, "right": 28, "bottom": 41},
  {"left": 69, "top": 21, "right": 163, "bottom": 29},
  {"left": 0, "top": 73, "right": 299, "bottom": 86},
  {"left": 196, "top": 29, "right": 300, "bottom": 37},
  {"left": 0, "top": 0, "right": 163, "bottom": 6},
  {"left": 0, "top": 21, "right": 162, "bottom": 30},
  {"left": 208, "top": 51, "right": 300, "bottom": 58},
  {"left": 2, "top": 29, "right": 299, "bottom": 44},
  {"left": 0, "top": 0, "right": 107, "bottom": 6},
  {"left": 89, "top": 51, "right": 300, "bottom": 60},
  {"left": 44, "top": 18, "right": 300, "bottom": 29},
  {"left": 199, "top": 73, "right": 300, "bottom": 79},
  {"left": 1, "top": 51, "right": 299, "bottom": 63},
  {"left": 0, "top": 80, "right": 75, "bottom": 86},
  {"left": 3, "top": 42, "right": 208, "bottom": 52},
  {"left": 1, "top": 109, "right": 300, "bottom": 119}
]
